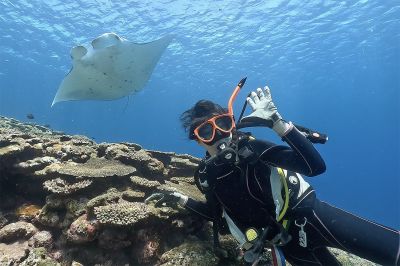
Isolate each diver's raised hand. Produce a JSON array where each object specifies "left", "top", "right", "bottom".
[
  {"left": 240, "top": 86, "right": 290, "bottom": 136},
  {"left": 240, "top": 86, "right": 280, "bottom": 126},
  {"left": 144, "top": 191, "right": 188, "bottom": 207}
]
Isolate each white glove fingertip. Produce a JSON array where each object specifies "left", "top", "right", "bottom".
[
  {"left": 264, "top": 86, "right": 272, "bottom": 100},
  {"left": 250, "top": 91, "right": 259, "bottom": 104},
  {"left": 247, "top": 97, "right": 256, "bottom": 110},
  {"left": 257, "top": 87, "right": 265, "bottom": 99}
]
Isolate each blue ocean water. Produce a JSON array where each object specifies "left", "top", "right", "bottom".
[{"left": 0, "top": 0, "right": 398, "bottom": 229}]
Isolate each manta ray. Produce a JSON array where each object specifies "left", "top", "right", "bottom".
[{"left": 52, "top": 32, "right": 172, "bottom": 106}]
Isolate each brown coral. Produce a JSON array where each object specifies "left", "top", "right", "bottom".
[
  {"left": 13, "top": 156, "right": 57, "bottom": 174},
  {"left": 66, "top": 214, "right": 98, "bottom": 243},
  {"left": 94, "top": 202, "right": 150, "bottom": 226},
  {"left": 86, "top": 188, "right": 122, "bottom": 211},
  {"left": 43, "top": 178, "right": 92, "bottom": 195},
  {"left": 0, "top": 221, "right": 38, "bottom": 243},
  {"left": 86, "top": 188, "right": 144, "bottom": 211},
  {"left": 130, "top": 175, "right": 161, "bottom": 189},
  {"left": 55, "top": 158, "right": 137, "bottom": 178},
  {"left": 15, "top": 204, "right": 42, "bottom": 221},
  {"left": 131, "top": 229, "right": 161, "bottom": 265},
  {"left": 103, "top": 144, "right": 165, "bottom": 177},
  {"left": 160, "top": 240, "right": 219, "bottom": 266}
]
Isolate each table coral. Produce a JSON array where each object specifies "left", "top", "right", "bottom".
[{"left": 56, "top": 158, "right": 137, "bottom": 178}]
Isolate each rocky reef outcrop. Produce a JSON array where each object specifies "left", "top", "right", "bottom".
[{"left": 0, "top": 116, "right": 377, "bottom": 266}]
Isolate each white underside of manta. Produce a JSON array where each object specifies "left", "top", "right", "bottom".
[{"left": 52, "top": 32, "right": 173, "bottom": 106}]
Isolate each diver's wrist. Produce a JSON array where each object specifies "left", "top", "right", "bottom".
[
  {"left": 178, "top": 195, "right": 188, "bottom": 206},
  {"left": 271, "top": 112, "right": 282, "bottom": 123},
  {"left": 173, "top": 192, "right": 188, "bottom": 207},
  {"left": 272, "top": 119, "right": 292, "bottom": 137}
]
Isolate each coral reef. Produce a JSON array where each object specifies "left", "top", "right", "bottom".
[
  {"left": 66, "top": 214, "right": 98, "bottom": 243},
  {"left": 0, "top": 241, "right": 30, "bottom": 265},
  {"left": 28, "top": 231, "right": 53, "bottom": 249},
  {"left": 130, "top": 175, "right": 161, "bottom": 189},
  {"left": 0, "top": 212, "right": 7, "bottom": 228},
  {"left": 54, "top": 157, "right": 137, "bottom": 178},
  {"left": 94, "top": 202, "right": 150, "bottom": 226},
  {"left": 0, "top": 116, "right": 378, "bottom": 266},
  {"left": 0, "top": 221, "right": 38, "bottom": 243},
  {"left": 44, "top": 178, "right": 93, "bottom": 195},
  {"left": 15, "top": 204, "right": 42, "bottom": 221},
  {"left": 98, "top": 228, "right": 131, "bottom": 250},
  {"left": 160, "top": 239, "right": 219, "bottom": 266},
  {"left": 19, "top": 247, "right": 60, "bottom": 266}
]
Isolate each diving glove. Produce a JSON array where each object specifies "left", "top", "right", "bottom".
[
  {"left": 144, "top": 191, "right": 188, "bottom": 207},
  {"left": 240, "top": 86, "right": 290, "bottom": 136}
]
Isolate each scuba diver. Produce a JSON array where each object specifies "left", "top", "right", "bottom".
[{"left": 146, "top": 78, "right": 400, "bottom": 266}]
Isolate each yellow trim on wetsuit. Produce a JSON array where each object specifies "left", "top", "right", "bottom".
[
  {"left": 247, "top": 136, "right": 289, "bottom": 226},
  {"left": 282, "top": 219, "right": 289, "bottom": 229},
  {"left": 277, "top": 167, "right": 289, "bottom": 222}
]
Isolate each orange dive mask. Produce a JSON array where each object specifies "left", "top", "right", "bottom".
[
  {"left": 193, "top": 113, "right": 235, "bottom": 143},
  {"left": 193, "top": 77, "right": 247, "bottom": 144}
]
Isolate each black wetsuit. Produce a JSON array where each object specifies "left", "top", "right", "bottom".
[{"left": 184, "top": 125, "right": 400, "bottom": 266}]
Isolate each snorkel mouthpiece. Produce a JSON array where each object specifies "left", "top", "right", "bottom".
[{"left": 238, "top": 77, "right": 247, "bottom": 87}]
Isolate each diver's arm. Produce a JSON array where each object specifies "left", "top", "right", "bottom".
[
  {"left": 173, "top": 190, "right": 214, "bottom": 221},
  {"left": 184, "top": 198, "right": 214, "bottom": 221},
  {"left": 278, "top": 122, "right": 325, "bottom": 176},
  {"left": 145, "top": 191, "right": 214, "bottom": 220},
  {"left": 250, "top": 126, "right": 326, "bottom": 176},
  {"left": 240, "top": 86, "right": 325, "bottom": 176}
]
